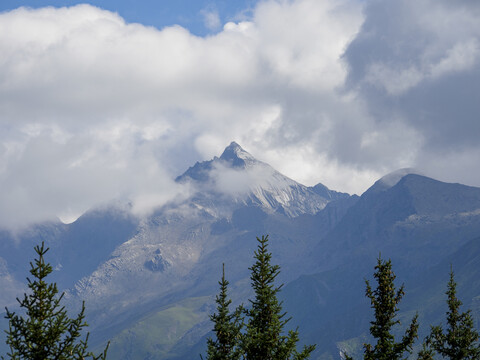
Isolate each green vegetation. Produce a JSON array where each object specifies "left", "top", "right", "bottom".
[
  {"left": 203, "top": 264, "right": 243, "bottom": 360},
  {"left": 106, "top": 296, "right": 211, "bottom": 360},
  {"left": 2, "top": 242, "right": 108, "bottom": 360},
  {"left": 3, "top": 239, "right": 479, "bottom": 360},
  {"left": 346, "top": 256, "right": 418, "bottom": 360},
  {"left": 419, "top": 270, "right": 480, "bottom": 359},
  {"left": 204, "top": 235, "right": 315, "bottom": 360},
  {"left": 244, "top": 235, "right": 315, "bottom": 360}
]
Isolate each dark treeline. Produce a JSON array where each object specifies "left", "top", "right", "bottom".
[
  {"left": 204, "top": 236, "right": 480, "bottom": 360},
  {"left": 2, "top": 236, "right": 479, "bottom": 359}
]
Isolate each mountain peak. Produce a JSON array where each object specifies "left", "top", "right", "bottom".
[
  {"left": 223, "top": 141, "right": 243, "bottom": 151},
  {"left": 219, "top": 141, "right": 256, "bottom": 168},
  {"left": 379, "top": 168, "right": 422, "bottom": 187},
  {"left": 365, "top": 168, "right": 423, "bottom": 196},
  {"left": 175, "top": 141, "right": 337, "bottom": 217},
  {"left": 176, "top": 142, "right": 257, "bottom": 183}
]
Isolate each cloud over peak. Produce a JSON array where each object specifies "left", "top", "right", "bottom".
[{"left": 1, "top": 0, "right": 480, "bottom": 229}]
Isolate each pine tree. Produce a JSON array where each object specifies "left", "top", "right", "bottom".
[
  {"left": 2, "top": 242, "right": 109, "bottom": 360},
  {"left": 361, "top": 256, "right": 418, "bottom": 360},
  {"left": 203, "top": 264, "right": 243, "bottom": 360},
  {"left": 423, "top": 269, "right": 480, "bottom": 360},
  {"left": 242, "top": 235, "right": 315, "bottom": 360},
  {"left": 417, "top": 344, "right": 435, "bottom": 360}
]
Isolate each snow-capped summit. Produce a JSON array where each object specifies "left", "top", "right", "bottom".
[
  {"left": 219, "top": 141, "right": 258, "bottom": 168},
  {"left": 176, "top": 142, "right": 343, "bottom": 217},
  {"left": 176, "top": 142, "right": 261, "bottom": 183}
]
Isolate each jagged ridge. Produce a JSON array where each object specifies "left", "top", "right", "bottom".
[{"left": 176, "top": 142, "right": 343, "bottom": 217}]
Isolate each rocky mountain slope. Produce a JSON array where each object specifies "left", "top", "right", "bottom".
[{"left": 0, "top": 143, "right": 479, "bottom": 359}]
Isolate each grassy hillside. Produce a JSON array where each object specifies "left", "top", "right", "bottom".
[{"left": 100, "top": 296, "right": 212, "bottom": 360}]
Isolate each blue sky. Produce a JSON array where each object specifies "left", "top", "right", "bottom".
[
  {"left": 0, "top": 0, "right": 480, "bottom": 228},
  {"left": 0, "top": 0, "right": 259, "bottom": 35}
]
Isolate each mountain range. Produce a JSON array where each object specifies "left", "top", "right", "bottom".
[{"left": 0, "top": 141, "right": 479, "bottom": 359}]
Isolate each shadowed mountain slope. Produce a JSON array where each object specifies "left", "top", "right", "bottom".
[{"left": 1, "top": 145, "right": 479, "bottom": 360}]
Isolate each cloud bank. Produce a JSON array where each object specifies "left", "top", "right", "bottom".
[{"left": 0, "top": 0, "right": 479, "bottom": 229}]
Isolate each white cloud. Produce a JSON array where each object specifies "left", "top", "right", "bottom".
[
  {"left": 354, "top": 0, "right": 480, "bottom": 95},
  {"left": 364, "top": 39, "right": 480, "bottom": 95},
  {"left": 212, "top": 163, "right": 266, "bottom": 196},
  {"left": 430, "top": 39, "right": 480, "bottom": 78},
  {"left": 343, "top": 0, "right": 480, "bottom": 190},
  {"left": 1, "top": 0, "right": 479, "bottom": 229},
  {"left": 201, "top": 8, "right": 221, "bottom": 31},
  {"left": 365, "top": 63, "right": 424, "bottom": 96},
  {"left": 253, "top": 0, "right": 361, "bottom": 90}
]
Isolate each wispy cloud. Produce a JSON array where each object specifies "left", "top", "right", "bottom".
[{"left": 201, "top": 6, "right": 221, "bottom": 31}]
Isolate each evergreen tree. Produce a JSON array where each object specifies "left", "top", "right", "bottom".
[
  {"left": 242, "top": 235, "right": 315, "bottom": 360},
  {"left": 2, "top": 242, "right": 109, "bottom": 360},
  {"left": 423, "top": 270, "right": 480, "bottom": 360},
  {"left": 417, "top": 344, "right": 435, "bottom": 360},
  {"left": 358, "top": 256, "right": 419, "bottom": 360},
  {"left": 203, "top": 264, "right": 243, "bottom": 360}
]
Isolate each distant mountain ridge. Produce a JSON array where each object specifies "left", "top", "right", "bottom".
[{"left": 0, "top": 142, "right": 479, "bottom": 360}]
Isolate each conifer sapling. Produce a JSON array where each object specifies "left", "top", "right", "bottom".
[{"left": 2, "top": 242, "right": 109, "bottom": 360}]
